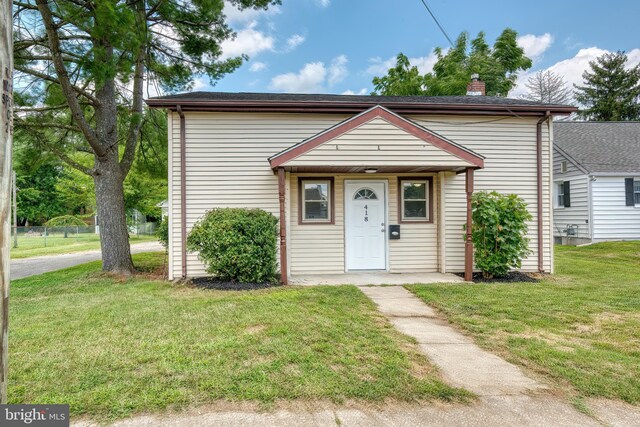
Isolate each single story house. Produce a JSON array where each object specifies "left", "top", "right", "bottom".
[
  {"left": 146, "top": 83, "right": 574, "bottom": 283},
  {"left": 553, "top": 121, "right": 640, "bottom": 244}
]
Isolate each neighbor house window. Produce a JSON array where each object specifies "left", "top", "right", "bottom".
[
  {"left": 399, "top": 178, "right": 432, "bottom": 222},
  {"left": 556, "top": 181, "right": 571, "bottom": 208},
  {"left": 556, "top": 182, "right": 565, "bottom": 207},
  {"left": 300, "top": 178, "right": 333, "bottom": 223},
  {"left": 635, "top": 179, "right": 640, "bottom": 205}
]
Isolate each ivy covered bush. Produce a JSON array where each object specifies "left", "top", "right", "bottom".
[
  {"left": 469, "top": 191, "right": 533, "bottom": 279},
  {"left": 187, "top": 208, "right": 278, "bottom": 283}
]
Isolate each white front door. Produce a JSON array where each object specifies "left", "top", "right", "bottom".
[{"left": 345, "top": 181, "right": 387, "bottom": 270}]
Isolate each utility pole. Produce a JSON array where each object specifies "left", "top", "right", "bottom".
[
  {"left": 0, "top": 0, "right": 13, "bottom": 404},
  {"left": 12, "top": 170, "right": 16, "bottom": 248}
]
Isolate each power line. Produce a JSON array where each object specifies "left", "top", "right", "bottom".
[{"left": 418, "top": 0, "right": 454, "bottom": 47}]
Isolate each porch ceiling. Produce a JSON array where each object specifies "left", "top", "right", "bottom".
[{"left": 280, "top": 165, "right": 471, "bottom": 173}]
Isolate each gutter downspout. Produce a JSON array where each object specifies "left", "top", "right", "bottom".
[
  {"left": 536, "top": 111, "right": 551, "bottom": 273},
  {"left": 177, "top": 105, "right": 187, "bottom": 279}
]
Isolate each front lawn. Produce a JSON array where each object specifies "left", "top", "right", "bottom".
[
  {"left": 408, "top": 242, "right": 640, "bottom": 405},
  {"left": 9, "top": 252, "right": 467, "bottom": 420}
]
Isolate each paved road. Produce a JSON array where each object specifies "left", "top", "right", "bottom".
[{"left": 11, "top": 241, "right": 164, "bottom": 280}]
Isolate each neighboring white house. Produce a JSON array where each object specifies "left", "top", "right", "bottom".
[
  {"left": 146, "top": 87, "right": 574, "bottom": 282},
  {"left": 553, "top": 121, "right": 640, "bottom": 244}
]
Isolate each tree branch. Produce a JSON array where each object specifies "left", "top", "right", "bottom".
[
  {"left": 13, "top": 65, "right": 99, "bottom": 106},
  {"left": 35, "top": 0, "right": 106, "bottom": 158},
  {"left": 120, "top": 0, "right": 146, "bottom": 176}
]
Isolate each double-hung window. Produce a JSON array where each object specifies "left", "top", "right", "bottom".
[
  {"left": 556, "top": 182, "right": 565, "bottom": 208},
  {"left": 635, "top": 179, "right": 640, "bottom": 206},
  {"left": 300, "top": 178, "right": 333, "bottom": 223},
  {"left": 399, "top": 178, "right": 432, "bottom": 222}
]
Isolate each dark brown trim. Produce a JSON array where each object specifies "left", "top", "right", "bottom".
[
  {"left": 464, "top": 168, "right": 474, "bottom": 282},
  {"left": 270, "top": 106, "right": 484, "bottom": 169},
  {"left": 397, "top": 177, "right": 434, "bottom": 224},
  {"left": 297, "top": 177, "right": 336, "bottom": 225},
  {"left": 278, "top": 168, "right": 288, "bottom": 285},
  {"left": 146, "top": 99, "right": 577, "bottom": 116},
  {"left": 536, "top": 112, "right": 550, "bottom": 273},
  {"left": 177, "top": 105, "right": 187, "bottom": 279}
]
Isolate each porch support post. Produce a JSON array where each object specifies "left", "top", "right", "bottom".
[
  {"left": 277, "top": 167, "right": 288, "bottom": 285},
  {"left": 464, "top": 168, "right": 474, "bottom": 282}
]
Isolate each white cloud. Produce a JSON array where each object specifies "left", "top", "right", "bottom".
[
  {"left": 269, "top": 55, "right": 349, "bottom": 93},
  {"left": 342, "top": 88, "right": 368, "bottom": 95},
  {"left": 510, "top": 47, "right": 640, "bottom": 98},
  {"left": 517, "top": 33, "right": 553, "bottom": 60},
  {"left": 220, "top": 21, "right": 274, "bottom": 60},
  {"left": 249, "top": 61, "right": 267, "bottom": 72},
  {"left": 192, "top": 77, "right": 210, "bottom": 91},
  {"left": 328, "top": 55, "right": 348, "bottom": 86},
  {"left": 270, "top": 62, "right": 327, "bottom": 93},
  {"left": 223, "top": 1, "right": 281, "bottom": 25},
  {"left": 366, "top": 52, "right": 440, "bottom": 76},
  {"left": 285, "top": 34, "right": 305, "bottom": 52},
  {"left": 316, "top": 0, "right": 330, "bottom": 7}
]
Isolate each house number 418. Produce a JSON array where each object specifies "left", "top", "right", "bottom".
[{"left": 363, "top": 204, "right": 368, "bottom": 222}]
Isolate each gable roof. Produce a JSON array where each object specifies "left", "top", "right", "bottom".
[
  {"left": 146, "top": 91, "right": 576, "bottom": 116},
  {"left": 269, "top": 105, "right": 484, "bottom": 170},
  {"left": 554, "top": 121, "right": 640, "bottom": 174}
]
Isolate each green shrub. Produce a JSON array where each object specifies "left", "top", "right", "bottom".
[
  {"left": 187, "top": 208, "right": 278, "bottom": 283},
  {"left": 468, "top": 191, "right": 533, "bottom": 279},
  {"left": 156, "top": 217, "right": 169, "bottom": 249}
]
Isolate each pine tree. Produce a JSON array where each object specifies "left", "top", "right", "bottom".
[
  {"left": 13, "top": 0, "right": 280, "bottom": 274},
  {"left": 574, "top": 51, "right": 640, "bottom": 121}
]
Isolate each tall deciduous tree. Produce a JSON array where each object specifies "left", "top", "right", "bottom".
[
  {"left": 524, "top": 70, "right": 573, "bottom": 104},
  {"left": 574, "top": 51, "right": 640, "bottom": 121},
  {"left": 372, "top": 29, "right": 532, "bottom": 96},
  {"left": 13, "top": 0, "right": 280, "bottom": 274}
]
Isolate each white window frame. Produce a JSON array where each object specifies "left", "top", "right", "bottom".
[
  {"left": 400, "top": 179, "right": 430, "bottom": 222},
  {"left": 635, "top": 178, "right": 640, "bottom": 207},
  {"left": 301, "top": 179, "right": 332, "bottom": 223},
  {"left": 560, "top": 161, "right": 568, "bottom": 173},
  {"left": 556, "top": 181, "right": 565, "bottom": 208}
]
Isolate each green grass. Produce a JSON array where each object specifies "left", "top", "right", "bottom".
[
  {"left": 407, "top": 242, "right": 640, "bottom": 404},
  {"left": 9, "top": 252, "right": 468, "bottom": 420},
  {"left": 11, "top": 234, "right": 157, "bottom": 258}
]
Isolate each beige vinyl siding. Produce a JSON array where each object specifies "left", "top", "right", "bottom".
[
  {"left": 409, "top": 115, "right": 553, "bottom": 273},
  {"left": 592, "top": 176, "right": 640, "bottom": 241},
  {"left": 169, "top": 111, "right": 553, "bottom": 277},
  {"left": 552, "top": 148, "right": 591, "bottom": 239},
  {"left": 285, "top": 118, "right": 472, "bottom": 168},
  {"left": 169, "top": 112, "right": 348, "bottom": 278},
  {"left": 290, "top": 174, "right": 438, "bottom": 275}
]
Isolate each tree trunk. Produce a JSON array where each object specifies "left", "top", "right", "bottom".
[{"left": 94, "top": 152, "right": 134, "bottom": 274}]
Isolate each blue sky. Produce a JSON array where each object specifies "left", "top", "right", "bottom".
[{"left": 196, "top": 0, "right": 640, "bottom": 97}]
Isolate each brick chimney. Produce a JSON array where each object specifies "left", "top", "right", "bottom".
[{"left": 466, "top": 74, "right": 485, "bottom": 96}]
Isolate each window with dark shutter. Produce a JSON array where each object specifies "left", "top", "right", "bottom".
[
  {"left": 563, "top": 181, "right": 571, "bottom": 208},
  {"left": 625, "top": 178, "right": 635, "bottom": 207}
]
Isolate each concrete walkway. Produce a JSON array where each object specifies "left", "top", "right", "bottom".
[
  {"left": 74, "top": 396, "right": 603, "bottom": 427},
  {"left": 359, "top": 286, "right": 546, "bottom": 396},
  {"left": 11, "top": 241, "right": 163, "bottom": 280}
]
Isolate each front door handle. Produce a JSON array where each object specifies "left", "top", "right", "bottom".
[{"left": 381, "top": 222, "right": 385, "bottom": 232}]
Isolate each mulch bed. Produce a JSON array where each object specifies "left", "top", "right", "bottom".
[
  {"left": 191, "top": 277, "right": 283, "bottom": 291},
  {"left": 455, "top": 271, "right": 541, "bottom": 283}
]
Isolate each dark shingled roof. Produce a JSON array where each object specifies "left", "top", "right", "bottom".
[
  {"left": 149, "top": 91, "right": 569, "bottom": 106},
  {"left": 146, "top": 91, "right": 576, "bottom": 114},
  {"left": 554, "top": 121, "right": 640, "bottom": 174}
]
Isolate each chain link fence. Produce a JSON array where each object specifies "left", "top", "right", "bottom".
[{"left": 11, "top": 224, "right": 157, "bottom": 249}]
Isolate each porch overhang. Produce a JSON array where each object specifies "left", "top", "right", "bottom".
[{"left": 268, "top": 105, "right": 485, "bottom": 173}]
